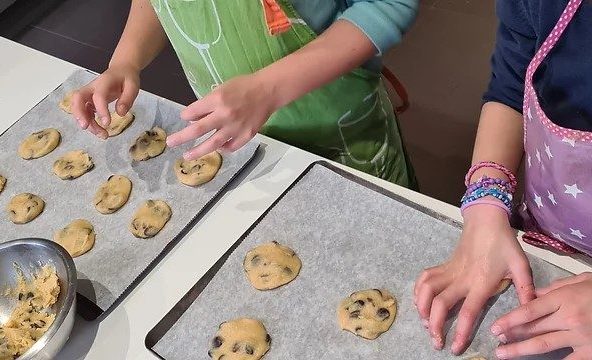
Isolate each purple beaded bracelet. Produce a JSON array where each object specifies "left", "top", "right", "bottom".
[{"left": 464, "top": 161, "right": 518, "bottom": 190}]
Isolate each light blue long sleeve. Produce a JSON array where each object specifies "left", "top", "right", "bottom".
[{"left": 289, "top": 0, "right": 419, "bottom": 55}]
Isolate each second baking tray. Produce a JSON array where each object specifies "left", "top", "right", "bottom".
[{"left": 147, "top": 162, "right": 571, "bottom": 359}]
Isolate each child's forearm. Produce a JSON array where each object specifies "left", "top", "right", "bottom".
[
  {"left": 256, "top": 20, "right": 377, "bottom": 110},
  {"left": 109, "top": 0, "right": 167, "bottom": 72},
  {"left": 470, "top": 102, "right": 524, "bottom": 182}
]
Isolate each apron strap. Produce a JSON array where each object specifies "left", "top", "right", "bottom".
[
  {"left": 522, "top": 231, "right": 580, "bottom": 255},
  {"left": 382, "top": 67, "right": 410, "bottom": 114},
  {"left": 261, "top": 0, "right": 292, "bottom": 36}
]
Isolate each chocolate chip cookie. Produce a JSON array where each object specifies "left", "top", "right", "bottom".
[
  {"left": 0, "top": 175, "right": 6, "bottom": 195},
  {"left": 208, "top": 318, "right": 271, "bottom": 360},
  {"left": 53, "top": 150, "right": 94, "bottom": 180},
  {"left": 54, "top": 219, "right": 95, "bottom": 257},
  {"left": 18, "top": 129, "right": 61, "bottom": 160},
  {"left": 129, "top": 127, "right": 166, "bottom": 161},
  {"left": 337, "top": 288, "right": 397, "bottom": 340},
  {"left": 243, "top": 241, "right": 302, "bottom": 290},
  {"left": 94, "top": 175, "right": 132, "bottom": 214},
  {"left": 7, "top": 193, "right": 45, "bottom": 224},
  {"left": 174, "top": 151, "right": 222, "bottom": 186},
  {"left": 129, "top": 200, "right": 171, "bottom": 238},
  {"left": 104, "top": 111, "right": 134, "bottom": 137},
  {"left": 59, "top": 92, "right": 73, "bottom": 114}
]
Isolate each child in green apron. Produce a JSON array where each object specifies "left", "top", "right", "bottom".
[{"left": 70, "top": 0, "right": 418, "bottom": 188}]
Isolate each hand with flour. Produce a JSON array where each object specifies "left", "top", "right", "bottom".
[
  {"left": 491, "top": 273, "right": 592, "bottom": 359},
  {"left": 414, "top": 205, "right": 536, "bottom": 355}
]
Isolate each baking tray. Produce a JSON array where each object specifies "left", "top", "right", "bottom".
[
  {"left": 146, "top": 162, "right": 571, "bottom": 359},
  {"left": 0, "top": 69, "right": 260, "bottom": 319}
]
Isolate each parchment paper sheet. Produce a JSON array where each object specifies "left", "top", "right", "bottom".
[
  {"left": 0, "top": 69, "right": 259, "bottom": 312},
  {"left": 152, "top": 164, "right": 570, "bottom": 360}
]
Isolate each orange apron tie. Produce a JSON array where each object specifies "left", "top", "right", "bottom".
[{"left": 261, "top": 0, "right": 292, "bottom": 36}]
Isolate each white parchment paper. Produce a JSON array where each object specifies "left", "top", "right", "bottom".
[
  {"left": 152, "top": 164, "right": 570, "bottom": 360},
  {"left": 0, "top": 70, "right": 259, "bottom": 312}
]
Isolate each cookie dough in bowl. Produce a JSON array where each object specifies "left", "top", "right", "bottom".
[
  {"left": 53, "top": 150, "right": 94, "bottom": 180},
  {"left": 208, "top": 318, "right": 271, "bottom": 360},
  {"left": 337, "top": 288, "right": 397, "bottom": 340},
  {"left": 54, "top": 219, "right": 96, "bottom": 257},
  {"left": 129, "top": 127, "right": 167, "bottom": 161},
  {"left": 174, "top": 151, "right": 222, "bottom": 186},
  {"left": 94, "top": 175, "right": 132, "bottom": 214},
  {"left": 7, "top": 193, "right": 45, "bottom": 224},
  {"left": 18, "top": 128, "right": 61, "bottom": 160},
  {"left": 243, "top": 241, "right": 302, "bottom": 290},
  {"left": 129, "top": 200, "right": 172, "bottom": 238}
]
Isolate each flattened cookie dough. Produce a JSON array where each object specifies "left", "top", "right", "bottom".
[
  {"left": 94, "top": 175, "right": 132, "bottom": 214},
  {"left": 243, "top": 241, "right": 301, "bottom": 290},
  {"left": 129, "top": 200, "right": 172, "bottom": 238},
  {"left": 105, "top": 111, "right": 135, "bottom": 137},
  {"left": 53, "top": 219, "right": 95, "bottom": 257},
  {"left": 208, "top": 318, "right": 271, "bottom": 360},
  {"left": 494, "top": 279, "right": 512, "bottom": 295},
  {"left": 59, "top": 92, "right": 73, "bottom": 114},
  {"left": 7, "top": 193, "right": 45, "bottom": 224},
  {"left": 337, "top": 288, "right": 397, "bottom": 340},
  {"left": 129, "top": 127, "right": 166, "bottom": 161},
  {"left": 174, "top": 151, "right": 222, "bottom": 186},
  {"left": 53, "top": 150, "right": 94, "bottom": 180},
  {"left": 18, "top": 128, "right": 61, "bottom": 160},
  {"left": 0, "top": 175, "right": 6, "bottom": 194}
]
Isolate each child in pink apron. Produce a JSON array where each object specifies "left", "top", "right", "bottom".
[{"left": 415, "top": 0, "right": 592, "bottom": 358}]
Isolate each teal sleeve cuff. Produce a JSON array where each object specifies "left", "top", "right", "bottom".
[{"left": 338, "top": 0, "right": 418, "bottom": 55}]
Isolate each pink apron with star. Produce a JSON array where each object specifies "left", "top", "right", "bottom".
[{"left": 519, "top": 0, "right": 592, "bottom": 255}]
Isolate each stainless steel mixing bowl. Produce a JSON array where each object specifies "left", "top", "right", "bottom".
[{"left": 0, "top": 238, "right": 77, "bottom": 360}]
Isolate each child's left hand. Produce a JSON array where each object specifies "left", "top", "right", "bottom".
[
  {"left": 491, "top": 272, "right": 592, "bottom": 359},
  {"left": 166, "top": 73, "right": 277, "bottom": 160}
]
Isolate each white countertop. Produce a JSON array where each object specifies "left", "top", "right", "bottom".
[{"left": 1, "top": 37, "right": 589, "bottom": 359}]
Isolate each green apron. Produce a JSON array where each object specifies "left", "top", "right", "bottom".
[{"left": 150, "top": 0, "right": 416, "bottom": 188}]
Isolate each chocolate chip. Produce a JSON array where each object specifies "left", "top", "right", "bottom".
[
  {"left": 250, "top": 255, "right": 260, "bottom": 266},
  {"left": 259, "top": 273, "right": 270, "bottom": 278},
  {"left": 231, "top": 343, "right": 240, "bottom": 352},
  {"left": 212, "top": 336, "right": 223, "bottom": 348},
  {"left": 349, "top": 310, "right": 361, "bottom": 318},
  {"left": 354, "top": 300, "right": 365, "bottom": 307},
  {"left": 180, "top": 169, "right": 187, "bottom": 175},
  {"left": 271, "top": 240, "right": 279, "bottom": 245},
  {"left": 207, "top": 349, "right": 212, "bottom": 358},
  {"left": 283, "top": 266, "right": 293, "bottom": 275},
  {"left": 245, "top": 344, "right": 254, "bottom": 355},
  {"left": 355, "top": 327, "right": 362, "bottom": 332},
  {"left": 377, "top": 308, "right": 390, "bottom": 320},
  {"left": 266, "top": 334, "right": 271, "bottom": 343},
  {"left": 18, "top": 293, "right": 24, "bottom": 300},
  {"left": 108, "top": 175, "right": 114, "bottom": 181},
  {"left": 26, "top": 292, "right": 34, "bottom": 299}
]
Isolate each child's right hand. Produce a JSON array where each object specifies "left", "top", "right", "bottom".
[
  {"left": 414, "top": 204, "right": 536, "bottom": 355},
  {"left": 71, "top": 64, "right": 140, "bottom": 139}
]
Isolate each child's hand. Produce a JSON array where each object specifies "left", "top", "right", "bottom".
[
  {"left": 71, "top": 64, "right": 140, "bottom": 139},
  {"left": 414, "top": 204, "right": 535, "bottom": 355},
  {"left": 492, "top": 273, "right": 592, "bottom": 359},
  {"left": 166, "top": 73, "right": 277, "bottom": 160}
]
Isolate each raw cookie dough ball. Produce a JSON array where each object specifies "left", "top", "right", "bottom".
[
  {"left": 0, "top": 175, "right": 6, "bottom": 194},
  {"left": 174, "top": 151, "right": 222, "bottom": 186},
  {"left": 495, "top": 279, "right": 512, "bottom": 295},
  {"left": 129, "top": 126, "right": 166, "bottom": 161},
  {"left": 53, "top": 219, "right": 96, "bottom": 257},
  {"left": 104, "top": 111, "right": 135, "bottom": 137},
  {"left": 243, "top": 241, "right": 302, "bottom": 290},
  {"left": 18, "top": 128, "right": 61, "bottom": 160},
  {"left": 129, "top": 200, "right": 172, "bottom": 238},
  {"left": 53, "top": 150, "right": 94, "bottom": 180},
  {"left": 59, "top": 91, "right": 73, "bottom": 113},
  {"left": 208, "top": 318, "right": 271, "bottom": 360},
  {"left": 337, "top": 288, "right": 397, "bottom": 340},
  {"left": 7, "top": 193, "right": 45, "bottom": 224},
  {"left": 94, "top": 175, "right": 132, "bottom": 214}
]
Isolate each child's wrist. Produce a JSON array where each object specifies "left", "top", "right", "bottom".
[
  {"left": 252, "top": 68, "right": 284, "bottom": 111},
  {"left": 108, "top": 58, "right": 141, "bottom": 75}
]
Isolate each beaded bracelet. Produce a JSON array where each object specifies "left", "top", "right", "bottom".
[
  {"left": 464, "top": 161, "right": 518, "bottom": 190},
  {"left": 461, "top": 187, "right": 513, "bottom": 208},
  {"left": 460, "top": 198, "right": 511, "bottom": 217}
]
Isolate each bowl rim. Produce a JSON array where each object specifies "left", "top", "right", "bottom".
[{"left": 0, "top": 238, "right": 77, "bottom": 358}]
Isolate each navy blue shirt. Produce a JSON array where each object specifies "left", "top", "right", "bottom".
[{"left": 483, "top": 0, "right": 592, "bottom": 131}]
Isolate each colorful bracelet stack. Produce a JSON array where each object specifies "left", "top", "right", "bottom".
[{"left": 460, "top": 161, "right": 518, "bottom": 216}]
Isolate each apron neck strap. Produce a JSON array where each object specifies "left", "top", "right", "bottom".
[{"left": 261, "top": 0, "right": 292, "bottom": 36}]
